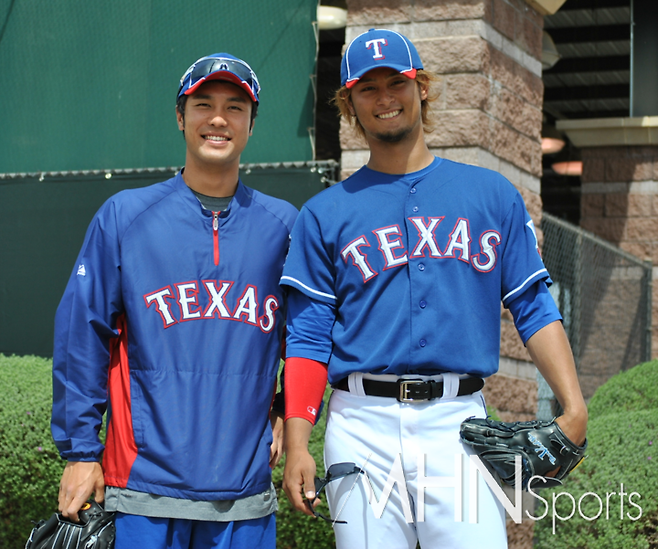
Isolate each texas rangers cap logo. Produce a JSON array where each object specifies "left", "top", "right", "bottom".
[
  {"left": 341, "top": 28, "right": 423, "bottom": 88},
  {"left": 366, "top": 38, "right": 388, "bottom": 59}
]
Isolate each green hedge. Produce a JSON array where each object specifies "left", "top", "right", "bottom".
[
  {"left": 11, "top": 351, "right": 656, "bottom": 549},
  {"left": 0, "top": 353, "right": 336, "bottom": 548},
  {"left": 533, "top": 360, "right": 658, "bottom": 548},
  {"left": 0, "top": 354, "right": 64, "bottom": 547},
  {"left": 587, "top": 360, "right": 658, "bottom": 418}
]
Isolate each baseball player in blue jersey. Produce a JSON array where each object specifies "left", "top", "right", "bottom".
[
  {"left": 52, "top": 53, "right": 297, "bottom": 549},
  {"left": 281, "top": 29, "right": 588, "bottom": 548}
]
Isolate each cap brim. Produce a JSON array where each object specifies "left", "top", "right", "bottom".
[
  {"left": 183, "top": 71, "right": 258, "bottom": 103},
  {"left": 345, "top": 67, "right": 417, "bottom": 89}
]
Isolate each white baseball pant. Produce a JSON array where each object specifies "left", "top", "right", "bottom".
[{"left": 323, "top": 372, "right": 508, "bottom": 549}]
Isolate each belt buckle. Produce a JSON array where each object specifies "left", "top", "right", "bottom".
[{"left": 397, "top": 379, "right": 428, "bottom": 402}]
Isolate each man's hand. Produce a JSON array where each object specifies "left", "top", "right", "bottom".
[
  {"left": 542, "top": 414, "right": 587, "bottom": 480},
  {"left": 270, "top": 412, "right": 285, "bottom": 468},
  {"left": 555, "top": 412, "right": 587, "bottom": 448},
  {"left": 283, "top": 448, "right": 319, "bottom": 516},
  {"left": 283, "top": 417, "right": 318, "bottom": 516},
  {"left": 59, "top": 461, "right": 105, "bottom": 522}
]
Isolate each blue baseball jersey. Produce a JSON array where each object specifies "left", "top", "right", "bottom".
[
  {"left": 52, "top": 172, "right": 297, "bottom": 501},
  {"left": 280, "top": 157, "right": 553, "bottom": 384}
]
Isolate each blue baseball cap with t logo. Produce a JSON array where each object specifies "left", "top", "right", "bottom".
[{"left": 340, "top": 28, "right": 423, "bottom": 89}]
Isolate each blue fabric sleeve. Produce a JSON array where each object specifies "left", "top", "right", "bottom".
[
  {"left": 280, "top": 207, "right": 337, "bottom": 304},
  {"left": 285, "top": 288, "right": 335, "bottom": 363},
  {"left": 507, "top": 279, "right": 563, "bottom": 344},
  {"left": 51, "top": 199, "right": 123, "bottom": 460},
  {"left": 500, "top": 193, "right": 552, "bottom": 305}
]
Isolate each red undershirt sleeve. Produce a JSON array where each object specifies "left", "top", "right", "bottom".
[{"left": 284, "top": 356, "right": 328, "bottom": 423}]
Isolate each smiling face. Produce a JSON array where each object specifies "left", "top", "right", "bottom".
[
  {"left": 176, "top": 80, "right": 254, "bottom": 175},
  {"left": 348, "top": 68, "right": 428, "bottom": 145}
]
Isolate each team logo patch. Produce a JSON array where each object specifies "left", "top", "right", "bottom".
[{"left": 77, "top": 264, "right": 86, "bottom": 276}]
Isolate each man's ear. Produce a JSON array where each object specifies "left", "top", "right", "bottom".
[
  {"left": 176, "top": 107, "right": 185, "bottom": 131},
  {"left": 418, "top": 81, "right": 429, "bottom": 101},
  {"left": 249, "top": 117, "right": 255, "bottom": 136}
]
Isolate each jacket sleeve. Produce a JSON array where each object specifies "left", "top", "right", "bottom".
[{"left": 51, "top": 199, "right": 124, "bottom": 461}]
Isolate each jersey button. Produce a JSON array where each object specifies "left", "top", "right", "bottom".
[
  {"left": 419, "top": 300, "right": 427, "bottom": 309},
  {"left": 410, "top": 187, "right": 417, "bottom": 194},
  {"left": 412, "top": 206, "right": 419, "bottom": 213},
  {"left": 418, "top": 263, "right": 425, "bottom": 271},
  {"left": 419, "top": 339, "right": 427, "bottom": 347}
]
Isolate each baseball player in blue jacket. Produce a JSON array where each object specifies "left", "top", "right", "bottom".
[
  {"left": 52, "top": 53, "right": 297, "bottom": 549},
  {"left": 281, "top": 29, "right": 588, "bottom": 548}
]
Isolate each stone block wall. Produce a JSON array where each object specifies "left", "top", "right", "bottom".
[
  {"left": 341, "top": 0, "right": 544, "bottom": 183},
  {"left": 580, "top": 145, "right": 658, "bottom": 355}
]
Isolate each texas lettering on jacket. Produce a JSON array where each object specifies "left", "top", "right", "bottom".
[{"left": 144, "top": 281, "right": 279, "bottom": 332}]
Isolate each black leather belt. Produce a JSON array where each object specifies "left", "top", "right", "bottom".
[{"left": 333, "top": 376, "right": 484, "bottom": 403}]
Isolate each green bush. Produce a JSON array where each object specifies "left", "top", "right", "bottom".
[
  {"left": 588, "top": 360, "right": 658, "bottom": 418},
  {"left": 0, "top": 353, "right": 336, "bottom": 548},
  {"left": 0, "top": 354, "right": 64, "bottom": 548},
  {"left": 533, "top": 361, "right": 658, "bottom": 549}
]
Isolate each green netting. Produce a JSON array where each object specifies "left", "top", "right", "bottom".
[{"left": 0, "top": 0, "right": 317, "bottom": 173}]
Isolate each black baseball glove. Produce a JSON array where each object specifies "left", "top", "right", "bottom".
[
  {"left": 459, "top": 417, "right": 587, "bottom": 490},
  {"left": 25, "top": 501, "right": 115, "bottom": 549}
]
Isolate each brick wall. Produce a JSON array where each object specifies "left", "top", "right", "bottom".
[
  {"left": 342, "top": 0, "right": 545, "bottom": 187},
  {"left": 580, "top": 145, "right": 658, "bottom": 355}
]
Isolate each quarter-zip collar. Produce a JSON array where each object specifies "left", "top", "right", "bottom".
[
  {"left": 173, "top": 169, "right": 254, "bottom": 266},
  {"left": 174, "top": 169, "right": 252, "bottom": 221}
]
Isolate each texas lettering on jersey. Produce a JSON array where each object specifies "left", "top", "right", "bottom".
[
  {"left": 341, "top": 215, "right": 531, "bottom": 282},
  {"left": 144, "top": 280, "right": 279, "bottom": 333}
]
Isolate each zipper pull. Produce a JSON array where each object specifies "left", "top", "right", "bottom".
[{"left": 213, "top": 212, "right": 220, "bottom": 266}]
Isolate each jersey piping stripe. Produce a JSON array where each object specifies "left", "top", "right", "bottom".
[
  {"left": 280, "top": 276, "right": 336, "bottom": 300},
  {"left": 502, "top": 268, "right": 548, "bottom": 303}
]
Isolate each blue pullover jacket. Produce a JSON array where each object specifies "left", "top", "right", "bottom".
[{"left": 52, "top": 172, "right": 297, "bottom": 501}]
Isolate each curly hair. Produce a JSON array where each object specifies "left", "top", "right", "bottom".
[{"left": 331, "top": 70, "right": 439, "bottom": 140}]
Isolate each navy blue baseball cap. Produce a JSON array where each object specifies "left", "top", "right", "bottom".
[
  {"left": 177, "top": 53, "right": 260, "bottom": 104},
  {"left": 341, "top": 28, "right": 423, "bottom": 89}
]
